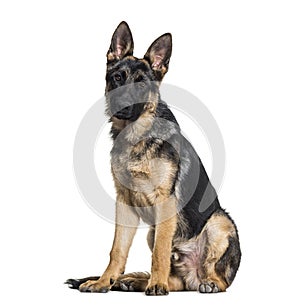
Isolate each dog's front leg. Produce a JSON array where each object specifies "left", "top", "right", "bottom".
[
  {"left": 146, "top": 195, "right": 177, "bottom": 296},
  {"left": 79, "top": 197, "right": 139, "bottom": 293}
]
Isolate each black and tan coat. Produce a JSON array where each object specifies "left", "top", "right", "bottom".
[{"left": 66, "top": 21, "right": 241, "bottom": 295}]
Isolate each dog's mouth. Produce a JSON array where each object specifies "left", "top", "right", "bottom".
[
  {"left": 113, "top": 105, "right": 133, "bottom": 120},
  {"left": 111, "top": 103, "right": 145, "bottom": 121}
]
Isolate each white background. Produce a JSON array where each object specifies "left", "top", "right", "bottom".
[{"left": 1, "top": 1, "right": 300, "bottom": 307}]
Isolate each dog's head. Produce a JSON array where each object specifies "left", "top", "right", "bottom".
[{"left": 105, "top": 21, "right": 172, "bottom": 121}]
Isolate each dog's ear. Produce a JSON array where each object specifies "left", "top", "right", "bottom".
[
  {"left": 144, "top": 33, "right": 172, "bottom": 80},
  {"left": 107, "top": 21, "right": 134, "bottom": 63}
]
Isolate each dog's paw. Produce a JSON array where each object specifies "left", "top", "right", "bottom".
[
  {"left": 145, "top": 283, "right": 169, "bottom": 296},
  {"left": 114, "top": 279, "right": 136, "bottom": 292},
  {"left": 199, "top": 281, "right": 220, "bottom": 293},
  {"left": 65, "top": 276, "right": 100, "bottom": 290},
  {"left": 113, "top": 278, "right": 147, "bottom": 292},
  {"left": 79, "top": 279, "right": 110, "bottom": 293}
]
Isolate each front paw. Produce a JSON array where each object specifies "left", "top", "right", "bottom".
[
  {"left": 145, "top": 283, "right": 169, "bottom": 296},
  {"left": 79, "top": 279, "right": 110, "bottom": 293}
]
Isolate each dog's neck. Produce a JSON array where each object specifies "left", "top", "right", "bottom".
[
  {"left": 110, "top": 116, "right": 131, "bottom": 132},
  {"left": 110, "top": 102, "right": 157, "bottom": 144}
]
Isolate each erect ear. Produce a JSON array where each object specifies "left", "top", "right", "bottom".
[
  {"left": 107, "top": 21, "right": 134, "bottom": 63},
  {"left": 144, "top": 33, "right": 172, "bottom": 80}
]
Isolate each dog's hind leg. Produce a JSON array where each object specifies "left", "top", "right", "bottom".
[
  {"left": 197, "top": 211, "right": 241, "bottom": 293},
  {"left": 171, "top": 210, "right": 241, "bottom": 293}
]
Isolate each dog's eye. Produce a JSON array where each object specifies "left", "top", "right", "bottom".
[
  {"left": 114, "top": 73, "right": 122, "bottom": 82},
  {"left": 135, "top": 75, "right": 144, "bottom": 83}
]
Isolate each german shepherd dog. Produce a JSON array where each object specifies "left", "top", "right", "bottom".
[{"left": 66, "top": 21, "right": 241, "bottom": 295}]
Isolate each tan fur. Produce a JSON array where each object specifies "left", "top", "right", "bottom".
[
  {"left": 147, "top": 198, "right": 177, "bottom": 292},
  {"left": 171, "top": 212, "right": 237, "bottom": 291},
  {"left": 79, "top": 197, "right": 139, "bottom": 292},
  {"left": 114, "top": 116, "right": 178, "bottom": 292},
  {"left": 168, "top": 276, "right": 185, "bottom": 291},
  {"left": 124, "top": 109, "right": 157, "bottom": 145},
  {"left": 199, "top": 213, "right": 236, "bottom": 291},
  {"left": 111, "top": 116, "right": 128, "bottom": 131}
]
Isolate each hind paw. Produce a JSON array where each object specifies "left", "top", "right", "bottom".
[
  {"left": 199, "top": 281, "right": 220, "bottom": 293},
  {"left": 113, "top": 277, "right": 148, "bottom": 292},
  {"left": 114, "top": 279, "right": 135, "bottom": 291}
]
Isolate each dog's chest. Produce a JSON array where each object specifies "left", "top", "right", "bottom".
[{"left": 111, "top": 139, "right": 177, "bottom": 206}]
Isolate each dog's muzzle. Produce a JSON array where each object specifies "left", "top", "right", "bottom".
[{"left": 113, "top": 105, "right": 134, "bottom": 119}]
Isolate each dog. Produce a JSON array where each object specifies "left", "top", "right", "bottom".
[{"left": 66, "top": 21, "right": 241, "bottom": 295}]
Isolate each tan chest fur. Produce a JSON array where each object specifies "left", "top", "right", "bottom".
[{"left": 111, "top": 139, "right": 177, "bottom": 208}]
